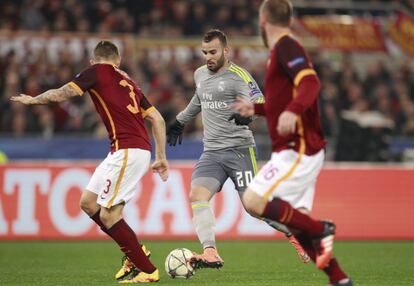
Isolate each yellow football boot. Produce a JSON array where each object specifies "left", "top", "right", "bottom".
[
  {"left": 119, "top": 269, "right": 159, "bottom": 283},
  {"left": 115, "top": 245, "right": 151, "bottom": 280}
]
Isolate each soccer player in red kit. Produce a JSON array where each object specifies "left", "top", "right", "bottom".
[
  {"left": 11, "top": 40, "right": 168, "bottom": 283},
  {"left": 232, "top": 1, "right": 353, "bottom": 285}
]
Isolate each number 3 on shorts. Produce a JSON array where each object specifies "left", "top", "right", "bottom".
[{"left": 104, "top": 179, "right": 111, "bottom": 194}]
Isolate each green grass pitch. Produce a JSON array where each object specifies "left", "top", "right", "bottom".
[{"left": 1, "top": 240, "right": 413, "bottom": 285}]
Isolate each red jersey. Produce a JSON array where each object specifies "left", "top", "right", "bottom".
[
  {"left": 69, "top": 63, "right": 154, "bottom": 152},
  {"left": 255, "top": 35, "right": 326, "bottom": 155}
]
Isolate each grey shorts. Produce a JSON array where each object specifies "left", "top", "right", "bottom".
[{"left": 191, "top": 147, "right": 258, "bottom": 193}]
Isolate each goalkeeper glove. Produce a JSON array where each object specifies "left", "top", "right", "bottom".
[
  {"left": 228, "top": 113, "right": 253, "bottom": 126},
  {"left": 167, "top": 119, "right": 185, "bottom": 146}
]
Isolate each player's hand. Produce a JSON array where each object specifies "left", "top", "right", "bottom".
[
  {"left": 230, "top": 96, "right": 255, "bottom": 117},
  {"left": 151, "top": 159, "right": 169, "bottom": 181},
  {"left": 166, "top": 120, "right": 185, "bottom": 146},
  {"left": 10, "top": 94, "right": 36, "bottom": 105},
  {"left": 228, "top": 113, "right": 253, "bottom": 125},
  {"left": 277, "top": 111, "right": 297, "bottom": 136}
]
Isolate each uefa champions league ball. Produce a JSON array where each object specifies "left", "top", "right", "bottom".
[{"left": 165, "top": 248, "right": 195, "bottom": 279}]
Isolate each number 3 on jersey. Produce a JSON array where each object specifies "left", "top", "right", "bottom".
[{"left": 119, "top": 79, "right": 139, "bottom": 114}]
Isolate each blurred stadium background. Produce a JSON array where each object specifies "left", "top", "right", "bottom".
[{"left": 0, "top": 1, "right": 414, "bottom": 285}]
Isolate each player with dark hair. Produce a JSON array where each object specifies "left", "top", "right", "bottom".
[
  {"left": 167, "top": 29, "right": 308, "bottom": 269},
  {"left": 232, "top": 1, "right": 353, "bottom": 286},
  {"left": 11, "top": 40, "right": 168, "bottom": 284},
  {"left": 167, "top": 28, "right": 263, "bottom": 268}
]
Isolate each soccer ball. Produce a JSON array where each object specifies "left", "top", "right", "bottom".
[{"left": 165, "top": 248, "right": 195, "bottom": 279}]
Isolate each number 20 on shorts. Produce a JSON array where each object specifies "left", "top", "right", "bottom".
[{"left": 236, "top": 171, "right": 253, "bottom": 187}]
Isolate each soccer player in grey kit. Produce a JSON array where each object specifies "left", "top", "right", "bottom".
[{"left": 167, "top": 29, "right": 267, "bottom": 268}]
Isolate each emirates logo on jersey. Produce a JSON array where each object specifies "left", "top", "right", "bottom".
[
  {"left": 201, "top": 92, "right": 228, "bottom": 109},
  {"left": 201, "top": 101, "right": 228, "bottom": 109}
]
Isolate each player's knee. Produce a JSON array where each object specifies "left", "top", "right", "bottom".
[
  {"left": 189, "top": 186, "right": 212, "bottom": 202},
  {"left": 242, "top": 190, "right": 264, "bottom": 216},
  {"left": 188, "top": 190, "right": 197, "bottom": 202},
  {"left": 99, "top": 205, "right": 123, "bottom": 229},
  {"left": 243, "top": 202, "right": 260, "bottom": 217},
  {"left": 297, "top": 207, "right": 310, "bottom": 215},
  {"left": 99, "top": 209, "right": 112, "bottom": 228},
  {"left": 79, "top": 190, "right": 99, "bottom": 215},
  {"left": 80, "top": 197, "right": 97, "bottom": 216}
]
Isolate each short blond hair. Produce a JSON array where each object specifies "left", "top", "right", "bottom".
[
  {"left": 260, "top": 0, "right": 293, "bottom": 27},
  {"left": 93, "top": 40, "right": 120, "bottom": 61}
]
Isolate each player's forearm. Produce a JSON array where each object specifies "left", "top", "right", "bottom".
[
  {"left": 176, "top": 95, "right": 201, "bottom": 124},
  {"left": 30, "top": 89, "right": 62, "bottom": 104},
  {"left": 176, "top": 106, "right": 200, "bottom": 125},
  {"left": 149, "top": 111, "right": 167, "bottom": 160},
  {"left": 285, "top": 75, "right": 321, "bottom": 115},
  {"left": 152, "top": 125, "right": 167, "bottom": 160},
  {"left": 30, "top": 84, "right": 79, "bottom": 104}
]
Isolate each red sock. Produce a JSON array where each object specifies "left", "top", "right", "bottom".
[
  {"left": 323, "top": 258, "right": 348, "bottom": 283},
  {"left": 262, "top": 198, "right": 324, "bottom": 237},
  {"left": 295, "top": 234, "right": 347, "bottom": 283},
  {"left": 108, "top": 219, "right": 156, "bottom": 274},
  {"left": 294, "top": 233, "right": 317, "bottom": 261},
  {"left": 90, "top": 210, "right": 112, "bottom": 237}
]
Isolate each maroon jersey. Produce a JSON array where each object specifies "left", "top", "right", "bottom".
[
  {"left": 255, "top": 35, "right": 326, "bottom": 155},
  {"left": 69, "top": 63, "right": 153, "bottom": 152}
]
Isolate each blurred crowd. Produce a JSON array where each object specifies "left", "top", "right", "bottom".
[
  {"left": 0, "top": 0, "right": 262, "bottom": 37},
  {"left": 1, "top": 0, "right": 413, "bottom": 37},
  {"left": 1, "top": 41, "right": 414, "bottom": 161},
  {"left": 314, "top": 54, "right": 414, "bottom": 161}
]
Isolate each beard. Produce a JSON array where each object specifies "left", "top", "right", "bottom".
[
  {"left": 260, "top": 26, "right": 268, "bottom": 48},
  {"left": 207, "top": 53, "right": 225, "bottom": 72}
]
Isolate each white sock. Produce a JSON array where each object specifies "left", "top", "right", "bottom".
[{"left": 191, "top": 201, "right": 216, "bottom": 249}]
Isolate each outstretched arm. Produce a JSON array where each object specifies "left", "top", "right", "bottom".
[
  {"left": 145, "top": 108, "right": 169, "bottom": 182},
  {"left": 10, "top": 83, "right": 80, "bottom": 105}
]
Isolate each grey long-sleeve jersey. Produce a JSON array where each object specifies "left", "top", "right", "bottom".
[{"left": 176, "top": 63, "right": 264, "bottom": 151}]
